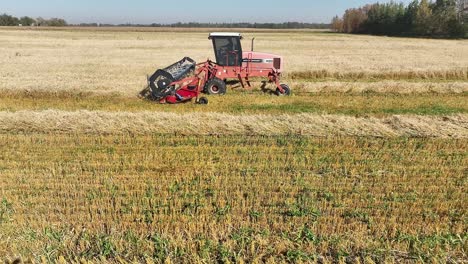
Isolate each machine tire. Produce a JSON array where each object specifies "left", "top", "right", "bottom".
[
  {"left": 148, "top": 70, "right": 175, "bottom": 99},
  {"left": 198, "top": 97, "right": 209, "bottom": 105},
  {"left": 276, "top": 84, "right": 291, "bottom": 96},
  {"left": 204, "top": 78, "right": 227, "bottom": 95}
]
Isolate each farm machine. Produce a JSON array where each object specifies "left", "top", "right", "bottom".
[{"left": 144, "top": 32, "right": 290, "bottom": 104}]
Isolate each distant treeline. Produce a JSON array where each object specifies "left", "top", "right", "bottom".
[
  {"left": 0, "top": 14, "right": 67, "bottom": 26},
  {"left": 1, "top": 12, "right": 329, "bottom": 29},
  {"left": 331, "top": 0, "right": 467, "bottom": 38},
  {"left": 77, "top": 22, "right": 331, "bottom": 29}
]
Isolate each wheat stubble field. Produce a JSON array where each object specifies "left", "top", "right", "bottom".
[{"left": 0, "top": 27, "right": 467, "bottom": 263}]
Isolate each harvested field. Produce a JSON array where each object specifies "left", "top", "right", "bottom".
[
  {"left": 0, "top": 27, "right": 466, "bottom": 262},
  {"left": 0, "top": 134, "right": 466, "bottom": 262}
]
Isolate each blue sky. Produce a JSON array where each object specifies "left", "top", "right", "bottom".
[{"left": 1, "top": 0, "right": 414, "bottom": 24}]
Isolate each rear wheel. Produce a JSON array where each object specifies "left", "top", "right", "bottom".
[
  {"left": 205, "top": 78, "right": 227, "bottom": 95},
  {"left": 276, "top": 84, "right": 291, "bottom": 96}
]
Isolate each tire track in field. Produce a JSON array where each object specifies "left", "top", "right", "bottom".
[{"left": 0, "top": 110, "right": 466, "bottom": 138}]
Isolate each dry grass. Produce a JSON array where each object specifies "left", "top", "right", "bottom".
[
  {"left": 0, "top": 110, "right": 466, "bottom": 138},
  {"left": 292, "top": 80, "right": 468, "bottom": 94},
  {"left": 0, "top": 28, "right": 467, "bottom": 96},
  {"left": 289, "top": 68, "right": 468, "bottom": 81}
]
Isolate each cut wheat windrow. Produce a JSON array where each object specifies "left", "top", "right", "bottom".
[{"left": 0, "top": 110, "right": 466, "bottom": 138}]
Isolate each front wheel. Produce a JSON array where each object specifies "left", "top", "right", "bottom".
[
  {"left": 276, "top": 84, "right": 291, "bottom": 96},
  {"left": 197, "top": 97, "right": 209, "bottom": 105},
  {"left": 204, "top": 78, "right": 227, "bottom": 95}
]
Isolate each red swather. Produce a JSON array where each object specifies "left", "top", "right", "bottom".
[{"left": 148, "top": 32, "right": 290, "bottom": 104}]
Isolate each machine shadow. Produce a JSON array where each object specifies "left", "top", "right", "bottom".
[{"left": 226, "top": 80, "right": 277, "bottom": 95}]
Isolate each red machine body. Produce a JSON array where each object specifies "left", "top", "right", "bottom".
[
  {"left": 149, "top": 32, "right": 290, "bottom": 104},
  {"left": 206, "top": 32, "right": 285, "bottom": 91}
]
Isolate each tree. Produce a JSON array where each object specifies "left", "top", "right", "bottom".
[
  {"left": 331, "top": 16, "right": 343, "bottom": 32},
  {"left": 428, "top": 0, "right": 465, "bottom": 36},
  {"left": 364, "top": 2, "right": 406, "bottom": 35},
  {"left": 36, "top": 17, "right": 46, "bottom": 26},
  {"left": 333, "top": 0, "right": 466, "bottom": 38},
  {"left": 19, "top": 16, "right": 35, "bottom": 26},
  {"left": 460, "top": 0, "right": 468, "bottom": 36},
  {"left": 35, "top": 17, "right": 68, "bottom": 27},
  {"left": 457, "top": 0, "right": 468, "bottom": 23},
  {"left": 47, "top": 18, "right": 67, "bottom": 27},
  {"left": 414, "top": 0, "right": 433, "bottom": 35},
  {"left": 342, "top": 6, "right": 369, "bottom": 33},
  {"left": 0, "top": 13, "right": 19, "bottom": 26},
  {"left": 403, "top": 0, "right": 420, "bottom": 33}
]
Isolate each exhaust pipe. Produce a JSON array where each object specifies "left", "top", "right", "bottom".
[{"left": 251, "top": 38, "right": 255, "bottom": 52}]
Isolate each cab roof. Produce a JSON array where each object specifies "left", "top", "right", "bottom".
[{"left": 209, "top": 32, "right": 243, "bottom": 39}]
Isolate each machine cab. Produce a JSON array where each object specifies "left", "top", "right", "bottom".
[{"left": 209, "top": 32, "right": 243, "bottom": 67}]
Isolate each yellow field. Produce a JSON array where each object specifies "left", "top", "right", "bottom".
[
  {"left": 0, "top": 28, "right": 466, "bottom": 263},
  {"left": 0, "top": 27, "right": 467, "bottom": 96}
]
